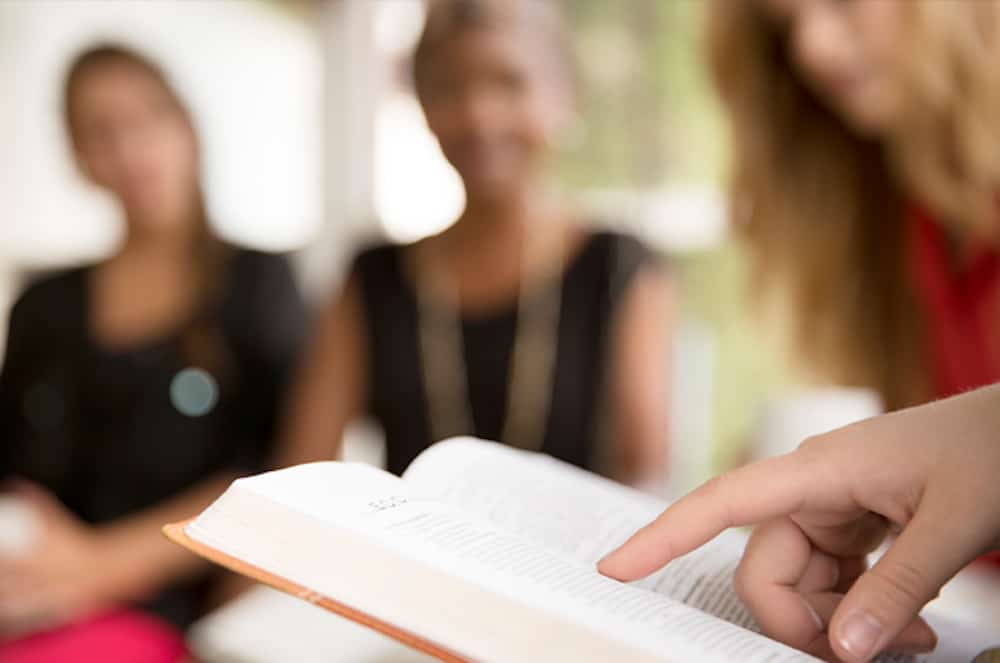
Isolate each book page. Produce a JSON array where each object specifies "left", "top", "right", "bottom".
[
  {"left": 404, "top": 440, "right": 930, "bottom": 663},
  {"left": 188, "top": 461, "right": 813, "bottom": 663},
  {"left": 403, "top": 438, "right": 755, "bottom": 627}
]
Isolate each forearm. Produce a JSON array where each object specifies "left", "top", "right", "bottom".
[
  {"left": 610, "top": 265, "right": 673, "bottom": 489},
  {"left": 96, "top": 472, "right": 237, "bottom": 600},
  {"left": 271, "top": 276, "right": 366, "bottom": 469}
]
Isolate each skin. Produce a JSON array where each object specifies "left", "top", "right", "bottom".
[
  {"left": 765, "top": 0, "right": 906, "bottom": 136},
  {"left": 0, "top": 61, "right": 233, "bottom": 637},
  {"left": 600, "top": 384, "right": 1000, "bottom": 662},
  {"left": 276, "top": 23, "right": 672, "bottom": 486}
]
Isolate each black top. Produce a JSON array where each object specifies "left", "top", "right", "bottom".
[
  {"left": 0, "top": 249, "right": 308, "bottom": 628},
  {"left": 354, "top": 230, "right": 654, "bottom": 476}
]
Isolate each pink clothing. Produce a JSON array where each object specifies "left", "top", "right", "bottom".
[{"left": 0, "top": 610, "right": 187, "bottom": 663}]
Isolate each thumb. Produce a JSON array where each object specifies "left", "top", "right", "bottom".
[{"left": 828, "top": 505, "right": 976, "bottom": 662}]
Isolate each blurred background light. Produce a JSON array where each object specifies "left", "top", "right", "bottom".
[{"left": 0, "top": 0, "right": 322, "bottom": 268}]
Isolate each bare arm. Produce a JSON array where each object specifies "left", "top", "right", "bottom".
[
  {"left": 0, "top": 472, "right": 237, "bottom": 634},
  {"left": 607, "top": 264, "right": 674, "bottom": 488},
  {"left": 98, "top": 472, "right": 237, "bottom": 596},
  {"left": 272, "top": 273, "right": 368, "bottom": 468}
]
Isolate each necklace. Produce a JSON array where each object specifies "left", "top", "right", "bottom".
[{"left": 415, "top": 223, "right": 564, "bottom": 451}]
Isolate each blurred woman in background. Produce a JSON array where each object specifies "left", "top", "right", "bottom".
[
  {"left": 708, "top": 0, "right": 1000, "bottom": 557},
  {"left": 279, "top": 0, "right": 672, "bottom": 486},
  {"left": 709, "top": 0, "right": 1000, "bottom": 411},
  {"left": 0, "top": 45, "right": 307, "bottom": 658}
]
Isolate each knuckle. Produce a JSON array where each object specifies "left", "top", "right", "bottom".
[
  {"left": 796, "top": 433, "right": 844, "bottom": 490},
  {"left": 797, "top": 433, "right": 828, "bottom": 454},
  {"left": 866, "top": 559, "right": 931, "bottom": 612},
  {"left": 701, "top": 472, "right": 738, "bottom": 527},
  {"left": 703, "top": 469, "right": 741, "bottom": 499}
]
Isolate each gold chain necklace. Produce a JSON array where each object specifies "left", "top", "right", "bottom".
[{"left": 416, "top": 224, "right": 564, "bottom": 451}]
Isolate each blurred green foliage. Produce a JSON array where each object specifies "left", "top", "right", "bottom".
[
  {"left": 562, "top": 0, "right": 794, "bottom": 469},
  {"left": 559, "top": 0, "right": 726, "bottom": 188},
  {"left": 674, "top": 246, "right": 794, "bottom": 470}
]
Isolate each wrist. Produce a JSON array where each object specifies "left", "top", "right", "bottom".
[{"left": 93, "top": 526, "right": 170, "bottom": 602}]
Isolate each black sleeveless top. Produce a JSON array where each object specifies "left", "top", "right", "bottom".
[
  {"left": 0, "top": 249, "right": 308, "bottom": 627},
  {"left": 354, "top": 231, "right": 653, "bottom": 476}
]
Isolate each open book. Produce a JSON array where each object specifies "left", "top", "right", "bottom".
[{"left": 167, "top": 438, "right": 925, "bottom": 663}]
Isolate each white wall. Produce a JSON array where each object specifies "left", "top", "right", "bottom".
[{"left": 0, "top": 0, "right": 323, "bottom": 269}]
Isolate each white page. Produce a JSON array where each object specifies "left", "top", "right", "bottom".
[
  {"left": 404, "top": 438, "right": 756, "bottom": 627},
  {"left": 189, "top": 461, "right": 815, "bottom": 663}
]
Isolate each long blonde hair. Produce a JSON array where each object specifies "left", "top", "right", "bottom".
[{"left": 707, "top": 0, "right": 1000, "bottom": 410}]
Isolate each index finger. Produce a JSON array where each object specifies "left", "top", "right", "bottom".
[{"left": 598, "top": 451, "right": 819, "bottom": 581}]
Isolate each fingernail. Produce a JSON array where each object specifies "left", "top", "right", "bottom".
[
  {"left": 801, "top": 597, "right": 824, "bottom": 631},
  {"left": 838, "top": 612, "right": 882, "bottom": 661}
]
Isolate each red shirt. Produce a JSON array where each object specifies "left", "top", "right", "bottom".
[{"left": 907, "top": 204, "right": 1000, "bottom": 568}]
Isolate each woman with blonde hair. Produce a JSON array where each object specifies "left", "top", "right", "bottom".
[
  {"left": 714, "top": 0, "right": 1000, "bottom": 602},
  {"left": 704, "top": 0, "right": 1000, "bottom": 633},
  {"left": 708, "top": 0, "right": 1000, "bottom": 416}
]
